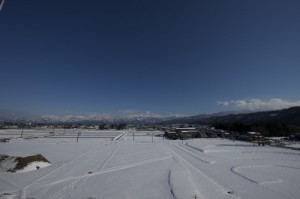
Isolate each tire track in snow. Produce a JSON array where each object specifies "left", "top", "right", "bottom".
[
  {"left": 230, "top": 165, "right": 285, "bottom": 185},
  {"left": 173, "top": 143, "right": 216, "bottom": 164},
  {"left": 60, "top": 143, "right": 120, "bottom": 198},
  {"left": 163, "top": 145, "right": 204, "bottom": 199},
  {"left": 28, "top": 156, "right": 173, "bottom": 189},
  {"left": 0, "top": 176, "right": 19, "bottom": 189},
  {"left": 275, "top": 165, "right": 300, "bottom": 170},
  {"left": 231, "top": 165, "right": 294, "bottom": 199},
  {"left": 98, "top": 143, "right": 120, "bottom": 170},
  {"left": 36, "top": 144, "right": 100, "bottom": 183},
  {"left": 230, "top": 166, "right": 258, "bottom": 184},
  {"left": 35, "top": 143, "right": 118, "bottom": 199},
  {"left": 19, "top": 144, "right": 100, "bottom": 199},
  {"left": 167, "top": 170, "right": 177, "bottom": 199},
  {"left": 164, "top": 144, "right": 238, "bottom": 199},
  {"left": 48, "top": 177, "right": 84, "bottom": 199}
]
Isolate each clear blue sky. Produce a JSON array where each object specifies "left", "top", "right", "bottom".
[{"left": 1, "top": 0, "right": 300, "bottom": 116}]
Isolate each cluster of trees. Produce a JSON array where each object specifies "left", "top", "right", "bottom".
[{"left": 214, "top": 122, "right": 300, "bottom": 137}]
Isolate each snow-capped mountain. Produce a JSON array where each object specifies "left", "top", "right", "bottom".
[{"left": 0, "top": 110, "right": 185, "bottom": 124}]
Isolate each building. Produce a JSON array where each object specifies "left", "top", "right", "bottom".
[{"left": 238, "top": 132, "right": 261, "bottom": 141}]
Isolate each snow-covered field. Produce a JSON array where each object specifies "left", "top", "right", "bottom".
[
  {"left": 0, "top": 130, "right": 300, "bottom": 199},
  {"left": 0, "top": 129, "right": 126, "bottom": 140}
]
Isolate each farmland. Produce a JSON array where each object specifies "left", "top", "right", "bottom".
[{"left": 0, "top": 130, "right": 300, "bottom": 199}]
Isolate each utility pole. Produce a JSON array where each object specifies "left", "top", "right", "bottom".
[
  {"left": 77, "top": 132, "right": 81, "bottom": 143},
  {"left": 21, "top": 128, "right": 24, "bottom": 138},
  {"left": 152, "top": 133, "right": 153, "bottom": 143}
]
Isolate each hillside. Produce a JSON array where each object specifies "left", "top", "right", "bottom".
[
  {"left": 205, "top": 107, "right": 300, "bottom": 136},
  {"left": 164, "top": 107, "right": 300, "bottom": 126},
  {"left": 205, "top": 107, "right": 300, "bottom": 125},
  {"left": 162, "top": 107, "right": 300, "bottom": 136}
]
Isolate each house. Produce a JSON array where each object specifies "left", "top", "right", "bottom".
[
  {"left": 175, "top": 128, "right": 199, "bottom": 139},
  {"left": 238, "top": 132, "right": 261, "bottom": 141},
  {"left": 165, "top": 131, "right": 178, "bottom": 139}
]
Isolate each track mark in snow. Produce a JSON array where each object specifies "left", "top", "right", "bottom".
[
  {"left": 231, "top": 165, "right": 283, "bottom": 185},
  {"left": 55, "top": 144, "right": 121, "bottom": 199},
  {"left": 48, "top": 143, "right": 121, "bottom": 199},
  {"left": 259, "top": 179, "right": 284, "bottom": 185},
  {"left": 203, "top": 145, "right": 217, "bottom": 148},
  {"left": 35, "top": 144, "right": 99, "bottom": 183},
  {"left": 184, "top": 143, "right": 205, "bottom": 153},
  {"left": 48, "top": 177, "right": 83, "bottom": 199},
  {"left": 164, "top": 145, "right": 238, "bottom": 199},
  {"left": 165, "top": 145, "right": 218, "bottom": 185},
  {"left": 99, "top": 144, "right": 120, "bottom": 170},
  {"left": 174, "top": 144, "right": 216, "bottom": 164},
  {"left": 230, "top": 164, "right": 297, "bottom": 199},
  {"left": 31, "top": 156, "right": 173, "bottom": 188},
  {"left": 167, "top": 170, "right": 177, "bottom": 199},
  {"left": 230, "top": 157, "right": 261, "bottom": 160},
  {"left": 186, "top": 143, "right": 230, "bottom": 153},
  {"left": 0, "top": 177, "right": 19, "bottom": 189},
  {"left": 19, "top": 144, "right": 99, "bottom": 199},
  {"left": 230, "top": 166, "right": 259, "bottom": 184},
  {"left": 275, "top": 165, "right": 300, "bottom": 170}
]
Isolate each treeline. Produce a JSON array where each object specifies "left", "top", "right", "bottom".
[
  {"left": 214, "top": 122, "right": 300, "bottom": 137},
  {"left": 98, "top": 123, "right": 126, "bottom": 130}
]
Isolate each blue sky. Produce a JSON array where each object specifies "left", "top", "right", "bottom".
[{"left": 1, "top": 0, "right": 300, "bottom": 116}]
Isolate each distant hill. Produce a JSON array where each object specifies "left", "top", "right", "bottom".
[
  {"left": 205, "top": 106, "right": 300, "bottom": 126},
  {"left": 161, "top": 111, "right": 247, "bottom": 125},
  {"left": 163, "top": 107, "right": 300, "bottom": 136},
  {"left": 163, "top": 107, "right": 300, "bottom": 126}
]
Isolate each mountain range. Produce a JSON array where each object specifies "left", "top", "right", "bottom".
[{"left": 1, "top": 107, "right": 300, "bottom": 127}]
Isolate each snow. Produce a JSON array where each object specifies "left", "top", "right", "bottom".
[
  {"left": 285, "top": 143, "right": 300, "bottom": 149},
  {"left": 0, "top": 156, "right": 16, "bottom": 172},
  {"left": 267, "top": 137, "right": 300, "bottom": 149},
  {"left": 0, "top": 130, "right": 300, "bottom": 199},
  {"left": 15, "top": 161, "right": 51, "bottom": 173}
]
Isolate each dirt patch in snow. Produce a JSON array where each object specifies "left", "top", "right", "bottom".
[{"left": 0, "top": 154, "right": 51, "bottom": 173}]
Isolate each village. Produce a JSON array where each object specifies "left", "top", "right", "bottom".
[{"left": 1, "top": 122, "right": 300, "bottom": 150}]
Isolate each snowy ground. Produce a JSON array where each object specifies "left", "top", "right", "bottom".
[
  {"left": 0, "top": 129, "right": 126, "bottom": 140},
  {"left": 0, "top": 130, "right": 300, "bottom": 199}
]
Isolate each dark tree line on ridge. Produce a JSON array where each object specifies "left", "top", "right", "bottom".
[{"left": 214, "top": 122, "right": 300, "bottom": 137}]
